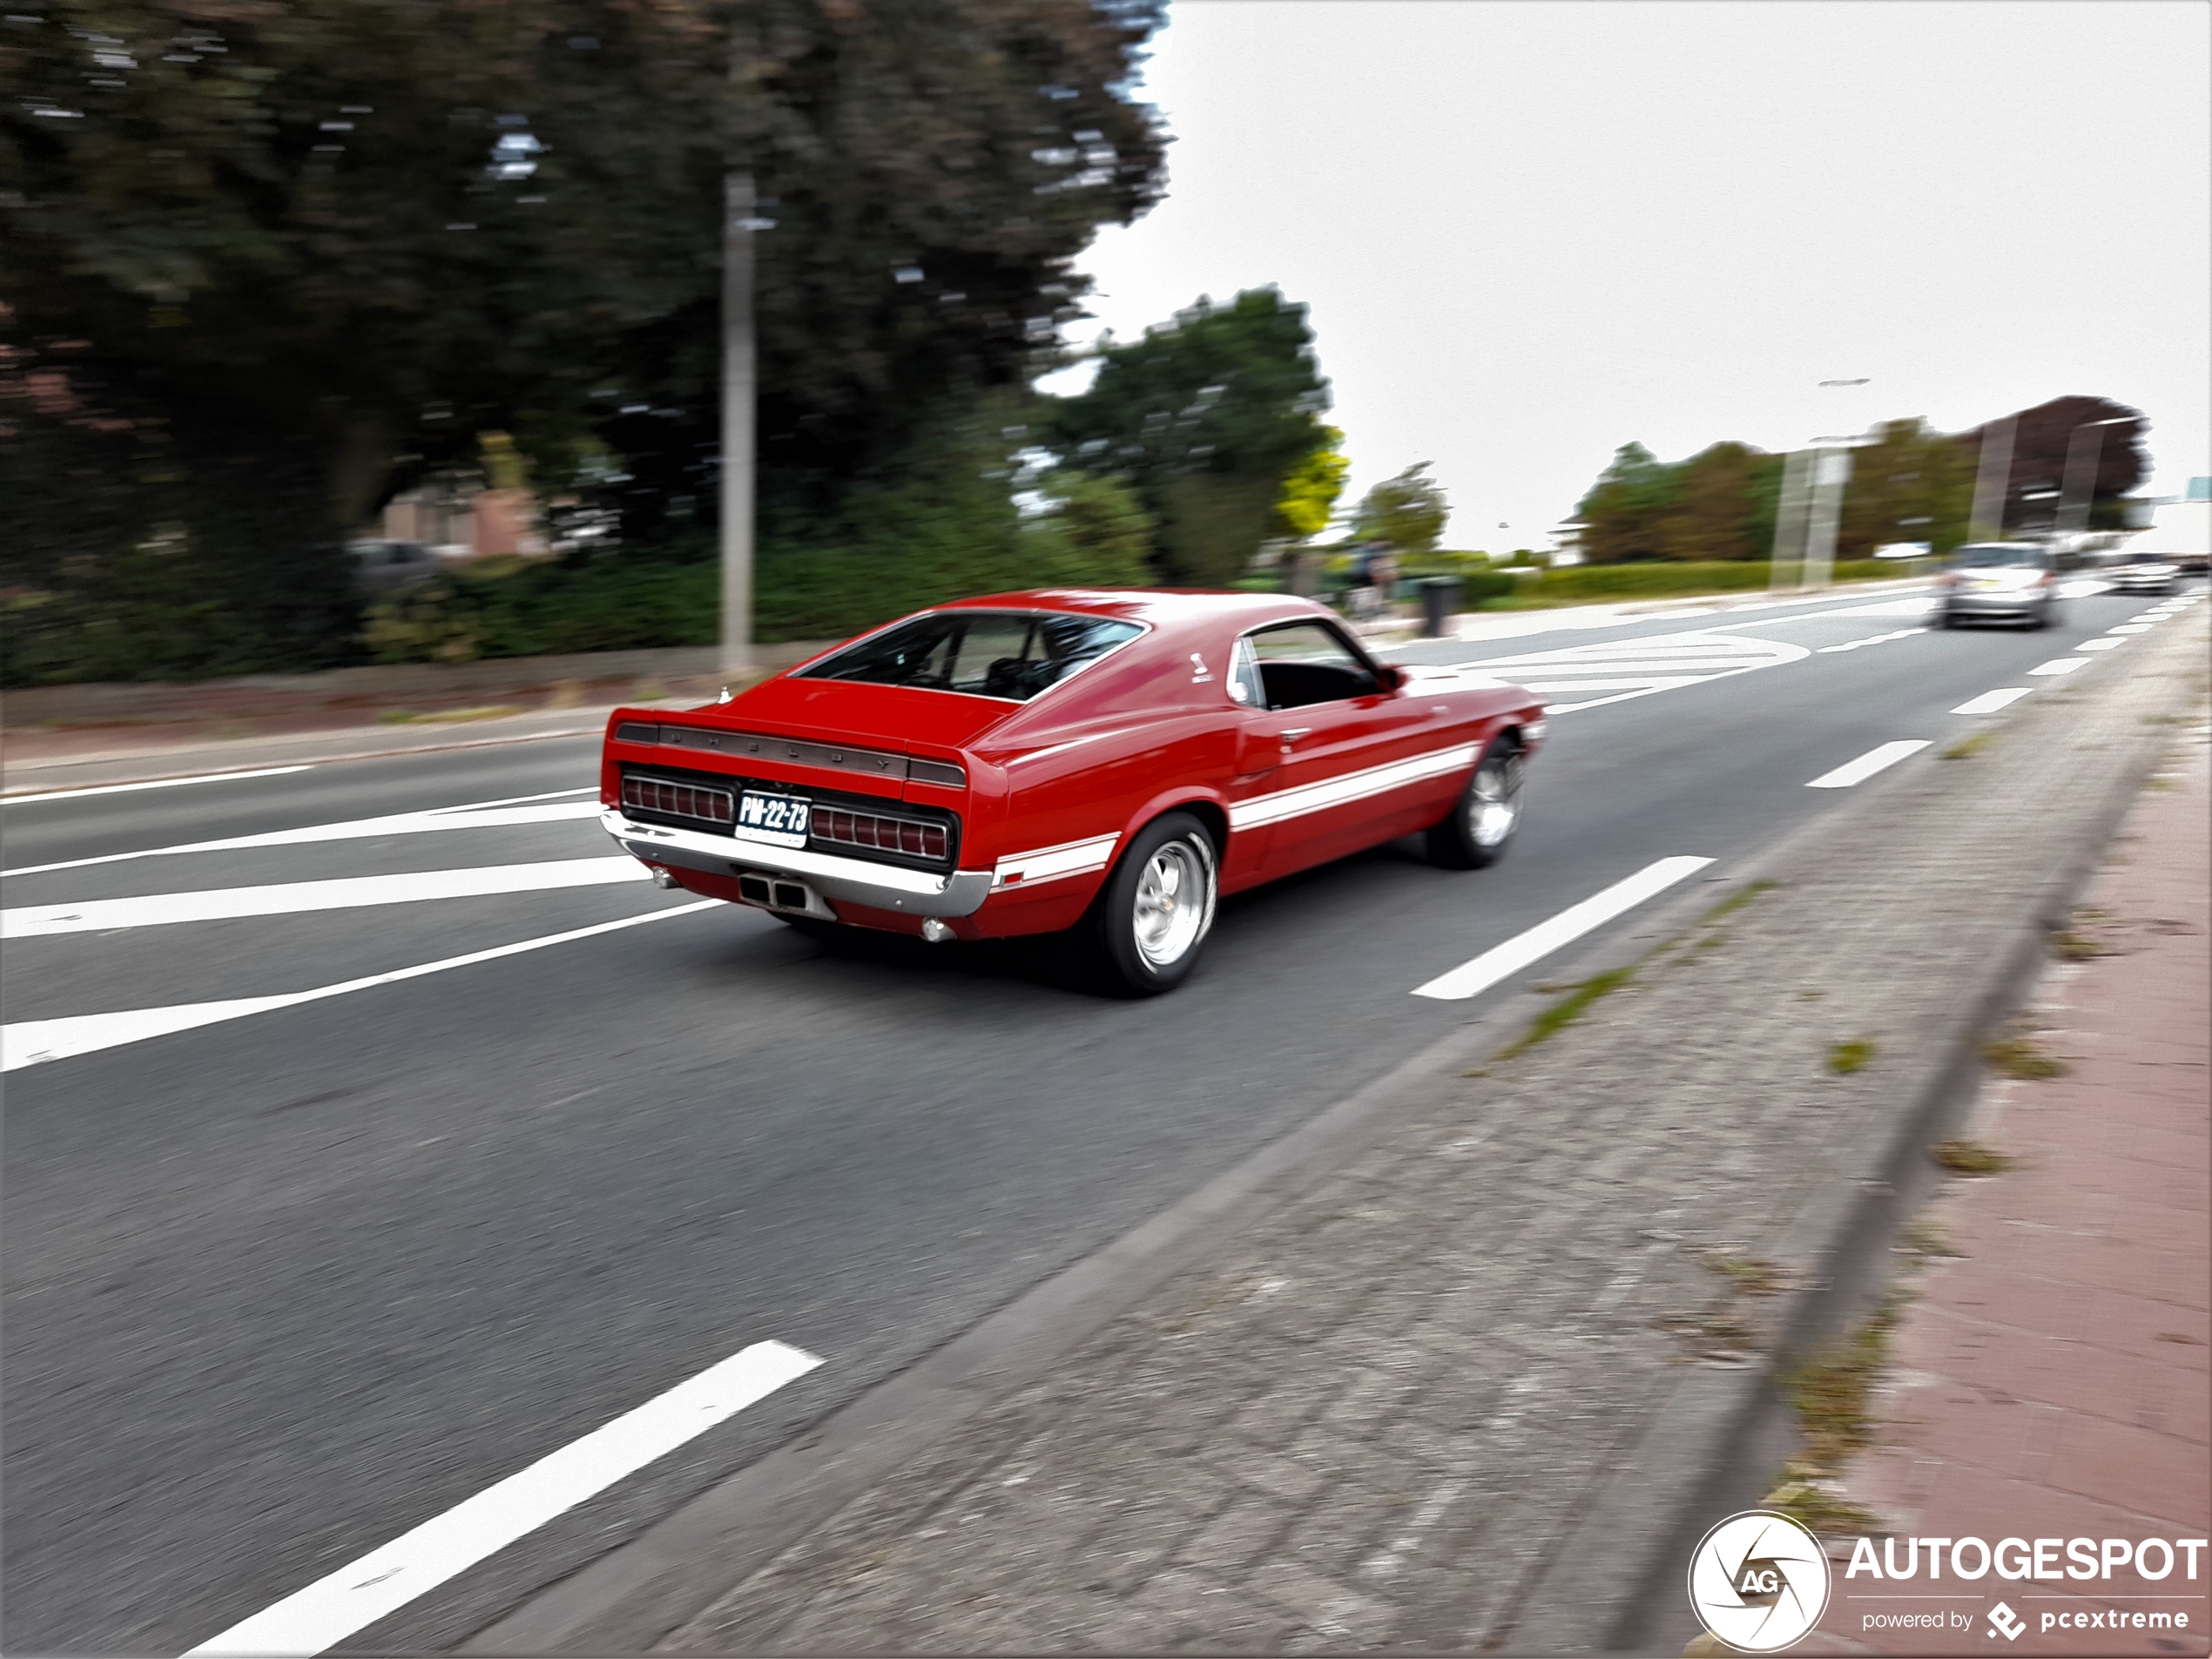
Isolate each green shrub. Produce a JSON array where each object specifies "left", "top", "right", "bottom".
[{"left": 1481, "top": 557, "right": 1899, "bottom": 609}]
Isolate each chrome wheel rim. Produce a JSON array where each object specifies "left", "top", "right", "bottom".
[
  {"left": 1467, "top": 753, "right": 1523, "bottom": 848},
  {"left": 1132, "top": 839, "right": 1212, "bottom": 968}
]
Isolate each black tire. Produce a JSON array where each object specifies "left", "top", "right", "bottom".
[
  {"left": 1089, "top": 811, "right": 1219, "bottom": 995},
  {"left": 1426, "top": 735, "right": 1524, "bottom": 869}
]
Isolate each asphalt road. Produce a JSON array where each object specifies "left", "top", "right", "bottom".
[{"left": 4, "top": 578, "right": 2199, "bottom": 1655}]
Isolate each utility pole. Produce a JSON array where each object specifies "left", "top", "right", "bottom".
[
  {"left": 1769, "top": 448, "right": 1816, "bottom": 593},
  {"left": 2055, "top": 415, "right": 2130, "bottom": 541},
  {"left": 1968, "top": 415, "right": 2015, "bottom": 543},
  {"left": 719, "top": 167, "right": 756, "bottom": 684},
  {"left": 1802, "top": 444, "right": 1852, "bottom": 590}
]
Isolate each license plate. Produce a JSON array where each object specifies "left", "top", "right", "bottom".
[{"left": 733, "top": 790, "right": 811, "bottom": 847}]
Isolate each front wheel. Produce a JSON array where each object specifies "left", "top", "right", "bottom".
[
  {"left": 1090, "top": 811, "right": 1219, "bottom": 995},
  {"left": 1427, "top": 737, "right": 1524, "bottom": 869}
]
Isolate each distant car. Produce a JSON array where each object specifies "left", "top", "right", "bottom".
[
  {"left": 1934, "top": 544, "right": 2060, "bottom": 630},
  {"left": 2105, "top": 553, "right": 2178, "bottom": 595},
  {"left": 348, "top": 539, "right": 443, "bottom": 595},
  {"left": 599, "top": 590, "right": 1547, "bottom": 993}
]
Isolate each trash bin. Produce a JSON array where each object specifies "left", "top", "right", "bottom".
[{"left": 1419, "top": 575, "right": 1459, "bottom": 638}]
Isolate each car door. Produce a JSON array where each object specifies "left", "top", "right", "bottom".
[{"left": 1237, "top": 620, "right": 1433, "bottom": 878}]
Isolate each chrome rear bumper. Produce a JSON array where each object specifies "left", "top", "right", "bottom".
[{"left": 600, "top": 807, "right": 991, "bottom": 918}]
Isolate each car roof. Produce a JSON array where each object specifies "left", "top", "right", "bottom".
[{"left": 931, "top": 588, "right": 1339, "bottom": 631}]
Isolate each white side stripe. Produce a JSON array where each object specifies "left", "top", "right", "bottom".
[
  {"left": 185, "top": 1339, "right": 820, "bottom": 1656},
  {"left": 993, "top": 833, "right": 1121, "bottom": 888},
  {"left": 3, "top": 901, "right": 718, "bottom": 1071},
  {"left": 1230, "top": 744, "right": 1476, "bottom": 832},
  {"left": 1413, "top": 857, "right": 1714, "bottom": 1001}
]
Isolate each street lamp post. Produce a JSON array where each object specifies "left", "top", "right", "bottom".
[
  {"left": 2055, "top": 415, "right": 2132, "bottom": 542},
  {"left": 1797, "top": 379, "right": 1871, "bottom": 591},
  {"left": 719, "top": 167, "right": 756, "bottom": 684},
  {"left": 1968, "top": 415, "right": 2015, "bottom": 543}
]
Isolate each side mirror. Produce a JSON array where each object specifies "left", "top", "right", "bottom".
[{"left": 1373, "top": 664, "right": 1406, "bottom": 692}]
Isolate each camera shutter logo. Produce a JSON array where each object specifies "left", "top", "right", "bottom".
[{"left": 1688, "top": 1510, "right": 1832, "bottom": 1652}]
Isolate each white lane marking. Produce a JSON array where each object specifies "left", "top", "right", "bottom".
[
  {"left": 1805, "top": 740, "right": 1930, "bottom": 789},
  {"left": 1753, "top": 597, "right": 1936, "bottom": 622},
  {"left": 1412, "top": 856, "right": 1713, "bottom": 1001},
  {"left": 3, "top": 857, "right": 648, "bottom": 938},
  {"left": 185, "top": 1339, "right": 821, "bottom": 1657},
  {"left": 1951, "top": 688, "right": 2032, "bottom": 715},
  {"left": 2, "top": 765, "right": 314, "bottom": 806},
  {"left": 2027, "top": 658, "right": 2087, "bottom": 676},
  {"left": 1816, "top": 627, "right": 1926, "bottom": 653},
  {"left": 2107, "top": 624, "right": 2154, "bottom": 634},
  {"left": 2074, "top": 637, "right": 2125, "bottom": 651},
  {"left": 2, "top": 900, "right": 718, "bottom": 1071},
  {"left": 4, "top": 796, "right": 602, "bottom": 879},
  {"left": 1447, "top": 631, "right": 1810, "bottom": 705}
]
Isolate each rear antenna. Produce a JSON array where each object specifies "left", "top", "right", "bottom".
[{"left": 717, "top": 685, "right": 734, "bottom": 704}]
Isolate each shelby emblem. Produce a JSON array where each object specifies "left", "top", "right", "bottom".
[{"left": 1688, "top": 1510, "right": 1833, "bottom": 1652}]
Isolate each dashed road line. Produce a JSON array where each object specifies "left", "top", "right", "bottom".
[
  {"left": 1952, "top": 688, "right": 2033, "bottom": 716},
  {"left": 2027, "top": 658, "right": 2088, "bottom": 676},
  {"left": 1412, "top": 856, "right": 1713, "bottom": 1001},
  {"left": 185, "top": 1339, "right": 822, "bottom": 1657},
  {"left": 1806, "top": 740, "right": 1930, "bottom": 789},
  {"left": 1816, "top": 626, "right": 1926, "bottom": 653}
]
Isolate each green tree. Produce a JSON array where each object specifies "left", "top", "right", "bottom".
[
  {"left": 1573, "top": 442, "right": 1677, "bottom": 563},
  {"left": 1, "top": 0, "right": 1167, "bottom": 679},
  {"left": 1272, "top": 426, "right": 1350, "bottom": 541},
  {"left": 1655, "top": 442, "right": 1764, "bottom": 562},
  {"left": 1838, "top": 418, "right": 1977, "bottom": 556},
  {"left": 1048, "top": 287, "right": 1332, "bottom": 585},
  {"left": 1352, "top": 462, "right": 1447, "bottom": 556}
]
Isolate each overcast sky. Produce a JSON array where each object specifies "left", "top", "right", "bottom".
[{"left": 1039, "top": 1, "right": 2211, "bottom": 549}]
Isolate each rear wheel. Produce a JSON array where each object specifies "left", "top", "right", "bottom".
[
  {"left": 1427, "top": 736, "right": 1524, "bottom": 869},
  {"left": 1089, "top": 811, "right": 1218, "bottom": 995}
]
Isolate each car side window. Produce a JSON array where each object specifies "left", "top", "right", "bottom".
[
  {"left": 1244, "top": 622, "right": 1379, "bottom": 711},
  {"left": 1227, "top": 636, "right": 1266, "bottom": 707}
]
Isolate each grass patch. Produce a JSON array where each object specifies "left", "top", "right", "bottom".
[
  {"left": 2050, "top": 929, "right": 2111, "bottom": 961},
  {"left": 1788, "top": 1295, "right": 1904, "bottom": 1470},
  {"left": 1763, "top": 1468, "right": 1881, "bottom": 1537},
  {"left": 1797, "top": 988, "right": 1825, "bottom": 1001},
  {"left": 1932, "top": 1137, "right": 2012, "bottom": 1175},
  {"left": 1703, "top": 879, "right": 1777, "bottom": 922},
  {"left": 1941, "top": 730, "right": 1996, "bottom": 759},
  {"left": 377, "top": 704, "right": 526, "bottom": 725},
  {"left": 1898, "top": 1218, "right": 1962, "bottom": 1259},
  {"left": 1827, "top": 1037, "right": 1877, "bottom": 1075},
  {"left": 1493, "top": 966, "right": 1635, "bottom": 1061},
  {"left": 1707, "top": 1252, "right": 1785, "bottom": 1295},
  {"left": 1983, "top": 1031, "right": 2067, "bottom": 1080}
]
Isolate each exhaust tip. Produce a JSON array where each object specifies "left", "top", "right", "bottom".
[
  {"left": 920, "top": 918, "right": 955, "bottom": 944},
  {"left": 651, "top": 867, "right": 678, "bottom": 890}
]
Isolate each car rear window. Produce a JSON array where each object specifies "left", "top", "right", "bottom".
[{"left": 799, "top": 610, "right": 1143, "bottom": 701}]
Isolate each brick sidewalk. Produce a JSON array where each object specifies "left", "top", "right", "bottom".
[
  {"left": 1805, "top": 713, "right": 2210, "bottom": 1656},
  {"left": 496, "top": 617, "right": 2206, "bottom": 1656}
]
